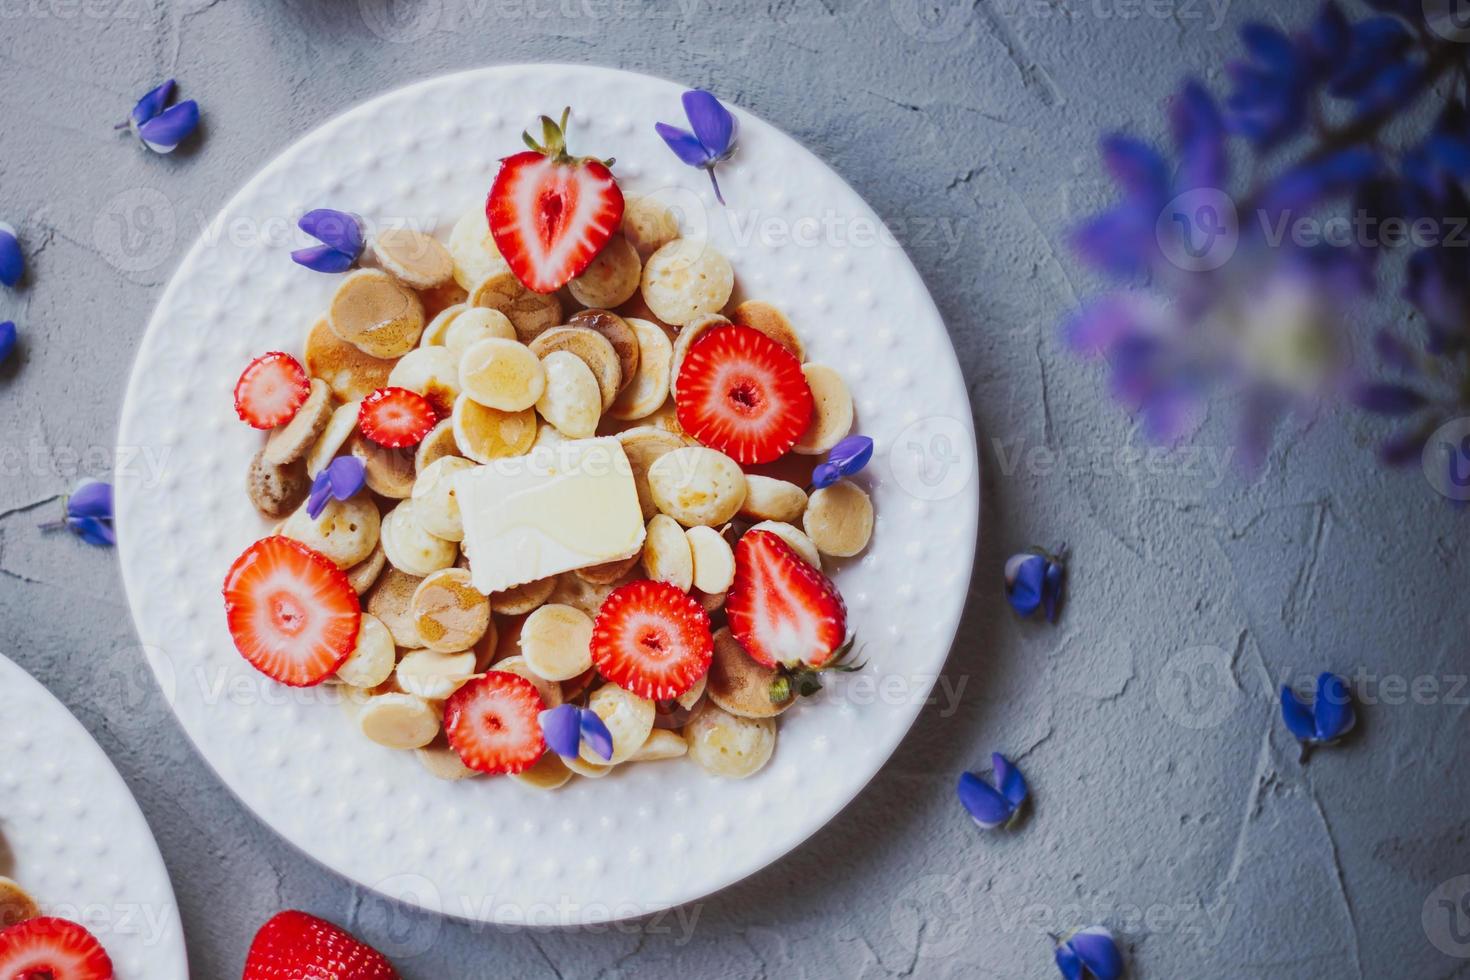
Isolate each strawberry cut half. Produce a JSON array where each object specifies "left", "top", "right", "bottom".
[
  {"left": 222, "top": 536, "right": 361, "bottom": 687},
  {"left": 726, "top": 530, "right": 848, "bottom": 670},
  {"left": 675, "top": 325, "right": 814, "bottom": 464},
  {"left": 591, "top": 579, "right": 713, "bottom": 701},
  {"left": 244, "top": 910, "right": 399, "bottom": 980},
  {"left": 443, "top": 672, "right": 548, "bottom": 775},
  {"left": 234, "top": 351, "right": 310, "bottom": 429},
  {"left": 358, "top": 386, "right": 437, "bottom": 448},
  {"left": 0, "top": 916, "right": 115, "bottom": 980},
  {"left": 487, "top": 108, "right": 624, "bottom": 294}
]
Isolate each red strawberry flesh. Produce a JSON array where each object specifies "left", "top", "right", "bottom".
[
  {"left": 0, "top": 916, "right": 114, "bottom": 980},
  {"left": 358, "top": 386, "right": 437, "bottom": 448},
  {"left": 443, "top": 671, "right": 547, "bottom": 774},
  {"left": 591, "top": 579, "right": 713, "bottom": 701},
  {"left": 222, "top": 536, "right": 361, "bottom": 687},
  {"left": 726, "top": 530, "right": 847, "bottom": 670},
  {"left": 234, "top": 352, "right": 310, "bottom": 429},
  {"left": 244, "top": 910, "right": 398, "bottom": 980},
  {"left": 675, "top": 326, "right": 814, "bottom": 464}
]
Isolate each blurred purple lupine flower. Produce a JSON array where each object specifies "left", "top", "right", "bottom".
[
  {"left": 656, "top": 90, "right": 738, "bottom": 205},
  {"left": 117, "top": 80, "right": 199, "bottom": 154},
  {"left": 811, "top": 435, "right": 873, "bottom": 490},
  {"left": 539, "top": 704, "right": 614, "bottom": 761},
  {"left": 0, "top": 321, "right": 15, "bottom": 366},
  {"left": 956, "top": 753, "right": 1028, "bottom": 830},
  {"left": 306, "top": 455, "right": 366, "bottom": 519},
  {"left": 1005, "top": 549, "right": 1065, "bottom": 622},
  {"left": 1281, "top": 671, "right": 1356, "bottom": 759},
  {"left": 0, "top": 222, "right": 23, "bottom": 288},
  {"left": 1067, "top": 3, "right": 1470, "bottom": 482},
  {"left": 1054, "top": 927, "right": 1125, "bottom": 980},
  {"left": 292, "top": 209, "right": 365, "bottom": 274},
  {"left": 40, "top": 478, "right": 115, "bottom": 547}
]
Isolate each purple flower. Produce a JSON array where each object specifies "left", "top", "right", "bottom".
[
  {"left": 0, "top": 321, "right": 15, "bottom": 365},
  {"left": 0, "top": 222, "right": 23, "bottom": 288},
  {"left": 40, "top": 478, "right": 115, "bottom": 547},
  {"left": 539, "top": 704, "right": 614, "bottom": 762},
  {"left": 655, "top": 90, "right": 738, "bottom": 205},
  {"left": 292, "top": 209, "right": 365, "bottom": 274},
  {"left": 118, "top": 80, "right": 199, "bottom": 154},
  {"left": 1055, "top": 927, "right": 1125, "bottom": 980},
  {"left": 1005, "top": 549, "right": 1065, "bottom": 622},
  {"left": 811, "top": 435, "right": 873, "bottom": 490},
  {"left": 956, "top": 754, "right": 1028, "bottom": 830},
  {"left": 1281, "top": 672, "right": 1356, "bottom": 750},
  {"left": 306, "top": 455, "right": 366, "bottom": 519}
]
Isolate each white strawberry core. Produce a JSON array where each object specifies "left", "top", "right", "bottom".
[
  {"left": 507, "top": 157, "right": 618, "bottom": 289},
  {"left": 742, "top": 548, "right": 823, "bottom": 667}
]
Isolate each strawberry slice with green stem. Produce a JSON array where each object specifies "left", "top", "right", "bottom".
[
  {"left": 0, "top": 917, "right": 114, "bottom": 980},
  {"left": 244, "top": 910, "right": 398, "bottom": 980},
  {"left": 591, "top": 579, "right": 713, "bottom": 701},
  {"left": 726, "top": 530, "right": 858, "bottom": 700},
  {"left": 675, "top": 325, "right": 814, "bottom": 464},
  {"left": 487, "top": 107, "right": 624, "bottom": 294},
  {"left": 222, "top": 536, "right": 361, "bottom": 687}
]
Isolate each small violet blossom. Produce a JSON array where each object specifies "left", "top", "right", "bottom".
[
  {"left": 292, "top": 209, "right": 365, "bottom": 274},
  {"left": 40, "top": 478, "right": 115, "bottom": 547},
  {"left": 0, "top": 222, "right": 23, "bottom": 288},
  {"left": 811, "top": 435, "right": 874, "bottom": 490},
  {"left": 956, "top": 753, "right": 1028, "bottom": 830},
  {"left": 1280, "top": 671, "right": 1356, "bottom": 758},
  {"left": 539, "top": 704, "right": 614, "bottom": 762},
  {"left": 655, "top": 90, "right": 738, "bottom": 205},
  {"left": 117, "top": 80, "right": 199, "bottom": 154},
  {"left": 306, "top": 456, "right": 366, "bottom": 520},
  {"left": 0, "top": 321, "right": 15, "bottom": 366},
  {"left": 1054, "top": 926, "right": 1125, "bottom": 980},
  {"left": 1005, "top": 548, "right": 1065, "bottom": 622}
]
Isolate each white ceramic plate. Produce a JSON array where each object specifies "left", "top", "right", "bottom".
[
  {"left": 0, "top": 655, "right": 188, "bottom": 976},
  {"left": 116, "top": 64, "right": 977, "bottom": 925}
]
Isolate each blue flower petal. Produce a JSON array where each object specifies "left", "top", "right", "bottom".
[
  {"left": 306, "top": 474, "right": 334, "bottom": 521},
  {"left": 1351, "top": 382, "right": 1426, "bottom": 415},
  {"left": 1042, "top": 560, "right": 1065, "bottom": 623},
  {"left": 956, "top": 771, "right": 1014, "bottom": 829},
  {"left": 325, "top": 454, "right": 367, "bottom": 499},
  {"left": 0, "top": 223, "right": 24, "bottom": 288},
  {"left": 827, "top": 435, "right": 874, "bottom": 476},
  {"left": 298, "top": 209, "right": 364, "bottom": 258},
  {"left": 1005, "top": 554, "right": 1046, "bottom": 616},
  {"left": 579, "top": 709, "right": 615, "bottom": 762},
  {"left": 0, "top": 321, "right": 15, "bottom": 365},
  {"left": 67, "top": 479, "right": 113, "bottom": 521},
  {"left": 67, "top": 515, "right": 116, "bottom": 548},
  {"left": 1314, "top": 672, "right": 1355, "bottom": 741},
  {"left": 291, "top": 244, "right": 358, "bottom": 275},
  {"left": 137, "top": 100, "right": 199, "bottom": 153},
  {"left": 655, "top": 123, "right": 714, "bottom": 168},
  {"left": 1170, "top": 80, "right": 1227, "bottom": 191},
  {"left": 810, "top": 461, "right": 841, "bottom": 490},
  {"left": 992, "top": 753, "right": 1028, "bottom": 809},
  {"left": 682, "top": 89, "right": 736, "bottom": 157},
  {"left": 1066, "top": 927, "right": 1124, "bottom": 980},
  {"left": 1280, "top": 685, "right": 1317, "bottom": 740},
  {"left": 1099, "top": 135, "right": 1171, "bottom": 201},
  {"left": 539, "top": 704, "right": 582, "bottom": 759},
  {"left": 130, "top": 79, "right": 175, "bottom": 127},
  {"left": 1055, "top": 944, "right": 1086, "bottom": 980}
]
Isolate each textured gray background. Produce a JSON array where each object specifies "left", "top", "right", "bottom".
[{"left": 1, "top": 0, "right": 1467, "bottom": 977}]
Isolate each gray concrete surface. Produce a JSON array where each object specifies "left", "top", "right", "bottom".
[{"left": 2, "top": 1, "right": 1467, "bottom": 977}]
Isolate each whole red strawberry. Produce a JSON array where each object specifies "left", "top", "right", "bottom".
[
  {"left": 487, "top": 107, "right": 624, "bottom": 294},
  {"left": 243, "top": 910, "right": 398, "bottom": 980}
]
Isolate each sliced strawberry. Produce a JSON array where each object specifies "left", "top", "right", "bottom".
[
  {"left": 235, "top": 352, "right": 310, "bottom": 429},
  {"left": 358, "top": 386, "right": 437, "bottom": 448},
  {"left": 726, "top": 530, "right": 847, "bottom": 670},
  {"left": 675, "top": 325, "right": 814, "bottom": 464},
  {"left": 487, "top": 108, "right": 624, "bottom": 294},
  {"left": 0, "top": 916, "right": 114, "bottom": 980},
  {"left": 443, "top": 672, "right": 547, "bottom": 774},
  {"left": 591, "top": 579, "right": 713, "bottom": 701},
  {"left": 222, "top": 536, "right": 361, "bottom": 687},
  {"left": 244, "top": 910, "right": 398, "bottom": 980}
]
